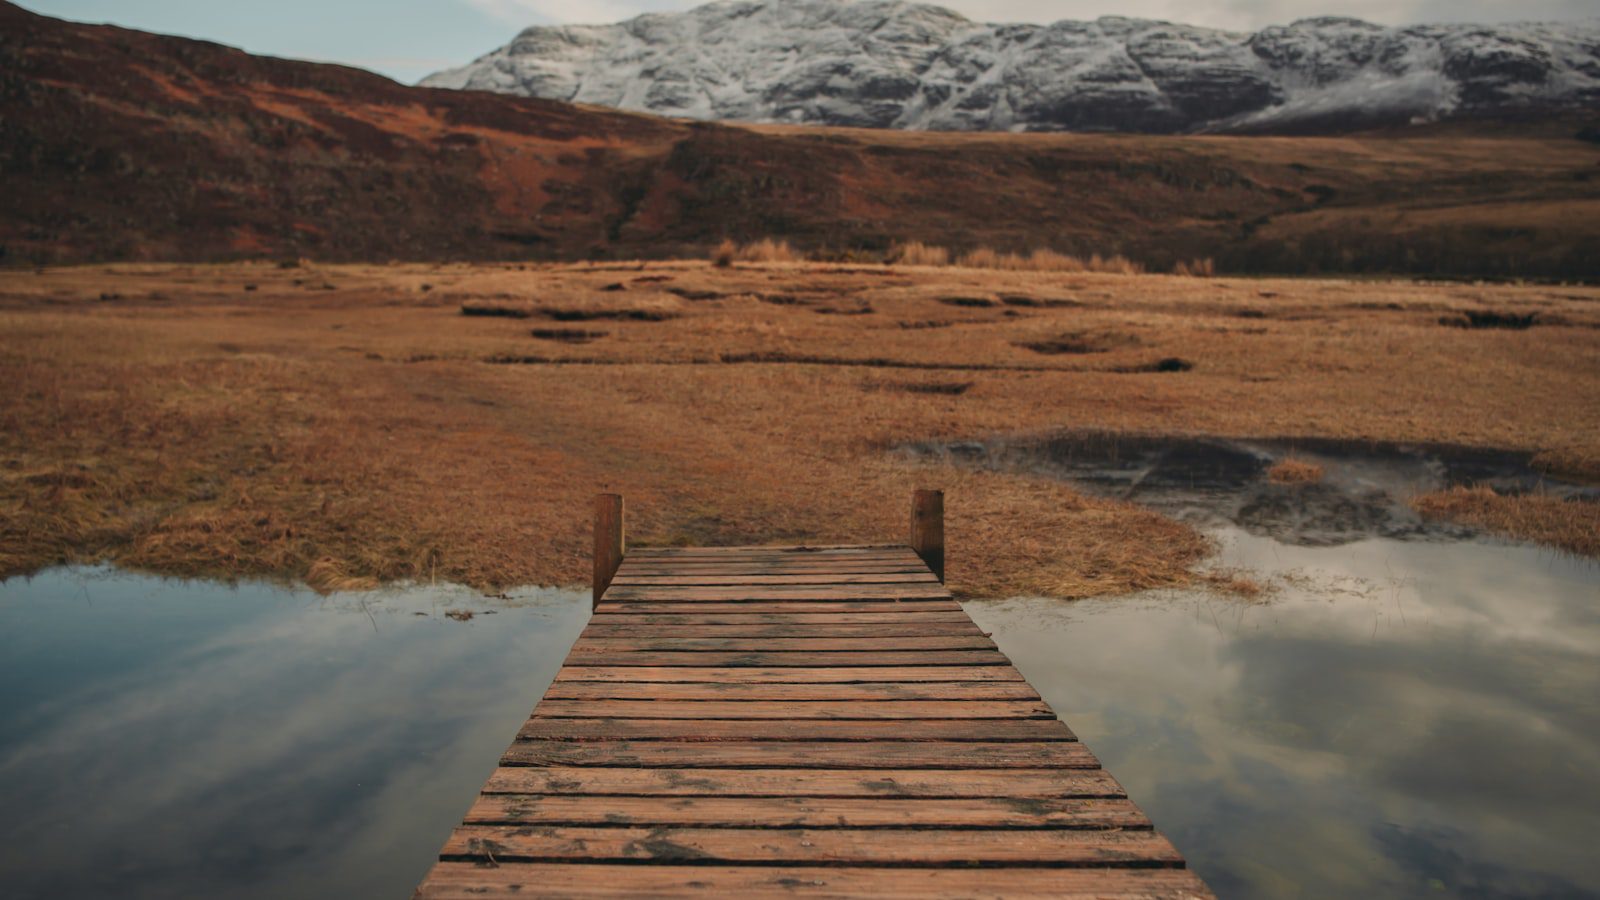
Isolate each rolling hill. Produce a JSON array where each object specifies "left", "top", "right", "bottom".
[{"left": 1, "top": 1, "right": 1596, "bottom": 276}]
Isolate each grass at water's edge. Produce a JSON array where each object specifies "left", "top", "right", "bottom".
[{"left": 1413, "top": 487, "right": 1600, "bottom": 559}]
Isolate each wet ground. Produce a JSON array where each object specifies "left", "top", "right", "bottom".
[
  {"left": 0, "top": 569, "right": 587, "bottom": 899},
  {"left": 904, "top": 433, "right": 1596, "bottom": 546}
]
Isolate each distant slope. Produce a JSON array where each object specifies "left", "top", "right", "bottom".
[
  {"left": 2, "top": 1, "right": 1598, "bottom": 277},
  {"left": 0, "top": 1, "right": 688, "bottom": 262},
  {"left": 423, "top": 0, "right": 1600, "bottom": 134}
]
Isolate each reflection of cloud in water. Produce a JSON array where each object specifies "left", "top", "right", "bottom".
[
  {"left": 967, "top": 532, "right": 1600, "bottom": 899},
  {"left": 0, "top": 569, "right": 588, "bottom": 899}
]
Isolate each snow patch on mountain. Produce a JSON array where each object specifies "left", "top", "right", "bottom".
[{"left": 421, "top": 1, "right": 1600, "bottom": 132}]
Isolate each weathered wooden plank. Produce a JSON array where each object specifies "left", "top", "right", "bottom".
[
  {"left": 517, "top": 718, "right": 1072, "bottom": 742},
  {"left": 601, "top": 585, "right": 954, "bottom": 601},
  {"left": 570, "top": 636, "right": 997, "bottom": 652},
  {"left": 615, "top": 562, "right": 931, "bottom": 574},
  {"left": 416, "top": 864, "right": 1214, "bottom": 899},
  {"left": 531, "top": 700, "right": 1053, "bottom": 720},
  {"left": 627, "top": 545, "right": 907, "bottom": 555},
  {"left": 620, "top": 553, "right": 924, "bottom": 565},
  {"left": 559, "top": 650, "right": 1010, "bottom": 667},
  {"left": 553, "top": 666, "right": 1029, "bottom": 683},
  {"left": 441, "top": 825, "right": 1181, "bottom": 865},
  {"left": 582, "top": 622, "right": 987, "bottom": 638},
  {"left": 610, "top": 573, "right": 943, "bottom": 586},
  {"left": 464, "top": 795, "right": 1147, "bottom": 828},
  {"left": 480, "top": 767, "right": 1129, "bottom": 798},
  {"left": 501, "top": 741, "right": 1101, "bottom": 768},
  {"left": 595, "top": 601, "right": 965, "bottom": 615},
  {"left": 592, "top": 611, "right": 975, "bottom": 625},
  {"left": 542, "top": 681, "right": 1041, "bottom": 702}
]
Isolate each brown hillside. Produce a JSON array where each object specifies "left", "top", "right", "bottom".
[{"left": 1, "top": 2, "right": 1597, "bottom": 276}]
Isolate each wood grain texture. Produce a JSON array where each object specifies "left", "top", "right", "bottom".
[
  {"left": 552, "top": 665, "right": 1031, "bottom": 683},
  {"left": 500, "top": 741, "right": 1102, "bottom": 768},
  {"left": 413, "top": 543, "right": 1207, "bottom": 898},
  {"left": 480, "top": 767, "right": 1130, "bottom": 798},
  {"left": 416, "top": 864, "right": 1214, "bottom": 899},
  {"left": 463, "top": 795, "right": 1149, "bottom": 828},
  {"left": 440, "top": 825, "right": 1184, "bottom": 865},
  {"left": 542, "top": 680, "right": 1041, "bottom": 701},
  {"left": 528, "top": 699, "right": 1055, "bottom": 720},
  {"left": 515, "top": 718, "right": 1075, "bottom": 742}
]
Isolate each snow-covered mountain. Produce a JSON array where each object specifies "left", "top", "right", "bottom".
[{"left": 421, "top": 0, "right": 1600, "bottom": 133}]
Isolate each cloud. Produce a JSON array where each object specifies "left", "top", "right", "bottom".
[{"left": 459, "top": 0, "right": 1600, "bottom": 30}]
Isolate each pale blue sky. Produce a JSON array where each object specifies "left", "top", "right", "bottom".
[{"left": 18, "top": 0, "right": 1600, "bottom": 84}]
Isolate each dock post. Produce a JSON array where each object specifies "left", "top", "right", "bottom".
[
  {"left": 593, "top": 493, "right": 624, "bottom": 610},
  {"left": 910, "top": 488, "right": 944, "bottom": 583}
]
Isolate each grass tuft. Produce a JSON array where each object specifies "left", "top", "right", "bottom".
[
  {"left": 1268, "top": 457, "right": 1325, "bottom": 484},
  {"left": 1413, "top": 486, "right": 1600, "bottom": 557}
]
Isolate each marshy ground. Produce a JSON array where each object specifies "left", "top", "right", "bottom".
[{"left": 2, "top": 260, "right": 1596, "bottom": 597}]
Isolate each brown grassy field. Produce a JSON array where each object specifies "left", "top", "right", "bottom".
[{"left": 2, "top": 260, "right": 1596, "bottom": 597}]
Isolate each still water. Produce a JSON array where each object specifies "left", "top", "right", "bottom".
[
  {"left": 2, "top": 431, "right": 1597, "bottom": 898},
  {"left": 942, "top": 433, "right": 1600, "bottom": 898},
  {"left": 970, "top": 532, "right": 1600, "bottom": 898},
  {"left": 0, "top": 569, "right": 587, "bottom": 899}
]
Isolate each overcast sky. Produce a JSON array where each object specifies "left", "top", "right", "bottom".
[{"left": 20, "top": 0, "right": 1600, "bottom": 83}]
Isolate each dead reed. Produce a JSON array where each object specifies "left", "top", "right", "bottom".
[
  {"left": 1413, "top": 486, "right": 1600, "bottom": 557},
  {"left": 1268, "top": 457, "right": 1326, "bottom": 484}
]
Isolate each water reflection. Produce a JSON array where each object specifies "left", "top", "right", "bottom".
[
  {"left": 966, "top": 531, "right": 1600, "bottom": 899},
  {"left": 0, "top": 568, "right": 588, "bottom": 900}
]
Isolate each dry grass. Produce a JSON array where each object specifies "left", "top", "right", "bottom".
[
  {"left": 888, "top": 241, "right": 951, "bottom": 267},
  {"left": 743, "top": 238, "right": 802, "bottom": 263},
  {"left": 1413, "top": 486, "right": 1600, "bottom": 557},
  {"left": 1174, "top": 258, "right": 1216, "bottom": 277},
  {"left": 1268, "top": 457, "right": 1326, "bottom": 484},
  {"left": 1, "top": 260, "right": 1596, "bottom": 597}
]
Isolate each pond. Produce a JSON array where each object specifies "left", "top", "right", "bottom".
[
  {"left": 0, "top": 568, "right": 588, "bottom": 899},
  {"left": 923, "top": 433, "right": 1600, "bottom": 898}
]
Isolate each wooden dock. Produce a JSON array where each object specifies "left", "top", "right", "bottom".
[{"left": 414, "top": 493, "right": 1211, "bottom": 898}]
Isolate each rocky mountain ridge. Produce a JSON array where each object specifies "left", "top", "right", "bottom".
[{"left": 423, "top": 0, "right": 1600, "bottom": 132}]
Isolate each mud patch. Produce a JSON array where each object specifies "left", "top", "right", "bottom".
[
  {"left": 539, "top": 308, "right": 679, "bottom": 322},
  {"left": 667, "top": 288, "right": 727, "bottom": 301},
  {"left": 1113, "top": 357, "right": 1193, "bottom": 373},
  {"left": 1000, "top": 295, "right": 1082, "bottom": 308},
  {"left": 459, "top": 302, "right": 531, "bottom": 319},
  {"left": 1439, "top": 310, "right": 1545, "bottom": 330},
  {"left": 531, "top": 328, "right": 607, "bottom": 344},
  {"left": 1017, "top": 331, "right": 1140, "bottom": 355},
  {"left": 901, "top": 433, "right": 1596, "bottom": 547},
  {"left": 938, "top": 296, "right": 998, "bottom": 308}
]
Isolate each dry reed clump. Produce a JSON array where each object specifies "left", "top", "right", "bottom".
[
  {"left": 710, "top": 239, "right": 805, "bottom": 265},
  {"left": 887, "top": 241, "right": 951, "bottom": 267},
  {"left": 1173, "top": 258, "right": 1216, "bottom": 277},
  {"left": 1203, "top": 568, "right": 1268, "bottom": 599},
  {"left": 950, "top": 246, "right": 1141, "bottom": 274},
  {"left": 1267, "top": 457, "right": 1325, "bottom": 484},
  {"left": 1413, "top": 486, "right": 1600, "bottom": 557}
]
